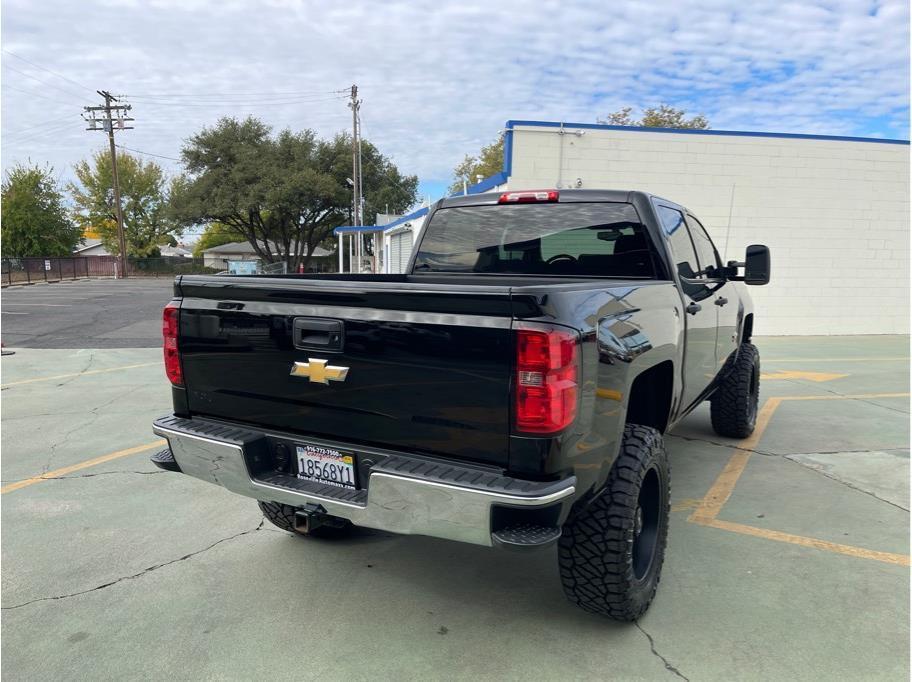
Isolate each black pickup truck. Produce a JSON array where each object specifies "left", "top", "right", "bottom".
[{"left": 152, "top": 189, "right": 770, "bottom": 620}]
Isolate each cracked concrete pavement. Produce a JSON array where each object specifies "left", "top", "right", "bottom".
[{"left": 1, "top": 284, "right": 909, "bottom": 681}]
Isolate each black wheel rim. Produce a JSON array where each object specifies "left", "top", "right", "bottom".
[
  {"left": 633, "top": 467, "right": 661, "bottom": 580},
  {"left": 746, "top": 363, "right": 759, "bottom": 424}
]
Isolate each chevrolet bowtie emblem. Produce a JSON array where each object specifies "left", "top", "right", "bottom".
[{"left": 290, "top": 359, "right": 349, "bottom": 384}]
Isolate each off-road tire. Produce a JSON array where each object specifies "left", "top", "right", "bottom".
[
  {"left": 558, "top": 424, "right": 670, "bottom": 621},
  {"left": 258, "top": 501, "right": 353, "bottom": 539},
  {"left": 711, "top": 343, "right": 760, "bottom": 438}
]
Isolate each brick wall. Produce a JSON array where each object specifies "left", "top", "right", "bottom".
[{"left": 505, "top": 125, "right": 910, "bottom": 335}]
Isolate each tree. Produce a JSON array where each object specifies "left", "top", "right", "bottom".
[
  {"left": 1, "top": 163, "right": 81, "bottom": 257},
  {"left": 447, "top": 134, "right": 504, "bottom": 195},
  {"left": 598, "top": 104, "right": 710, "bottom": 129},
  {"left": 69, "top": 151, "right": 180, "bottom": 257},
  {"left": 192, "top": 222, "right": 243, "bottom": 257},
  {"left": 170, "top": 116, "right": 418, "bottom": 271}
]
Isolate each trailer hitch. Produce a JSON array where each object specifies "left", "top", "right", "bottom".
[{"left": 293, "top": 503, "right": 347, "bottom": 534}]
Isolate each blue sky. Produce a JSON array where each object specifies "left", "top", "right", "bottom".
[{"left": 2, "top": 0, "right": 909, "bottom": 219}]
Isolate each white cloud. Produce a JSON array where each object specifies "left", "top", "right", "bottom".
[{"left": 1, "top": 0, "right": 908, "bottom": 198}]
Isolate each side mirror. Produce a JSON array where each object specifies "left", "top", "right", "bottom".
[
  {"left": 725, "top": 245, "right": 770, "bottom": 285},
  {"left": 744, "top": 244, "right": 770, "bottom": 285}
]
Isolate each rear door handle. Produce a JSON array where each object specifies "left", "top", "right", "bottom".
[
  {"left": 686, "top": 303, "right": 701, "bottom": 315},
  {"left": 714, "top": 297, "right": 729, "bottom": 307}
]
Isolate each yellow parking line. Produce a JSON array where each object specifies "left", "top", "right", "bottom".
[
  {"left": 688, "top": 392, "right": 911, "bottom": 565},
  {"left": 706, "top": 519, "right": 911, "bottom": 567},
  {"left": 1, "top": 361, "right": 160, "bottom": 388},
  {"left": 764, "top": 357, "right": 909, "bottom": 363},
  {"left": 0, "top": 440, "right": 166, "bottom": 494},
  {"left": 689, "top": 397, "right": 781, "bottom": 524},
  {"left": 779, "top": 392, "right": 910, "bottom": 401}
]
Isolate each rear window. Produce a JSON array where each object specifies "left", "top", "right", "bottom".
[{"left": 413, "top": 202, "right": 657, "bottom": 278}]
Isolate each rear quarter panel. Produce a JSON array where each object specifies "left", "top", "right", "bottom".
[{"left": 512, "top": 281, "right": 683, "bottom": 498}]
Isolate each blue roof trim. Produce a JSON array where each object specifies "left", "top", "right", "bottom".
[
  {"left": 333, "top": 225, "right": 383, "bottom": 235},
  {"left": 380, "top": 206, "right": 429, "bottom": 232},
  {"left": 445, "top": 171, "right": 509, "bottom": 199},
  {"left": 504, "top": 119, "right": 910, "bottom": 146},
  {"left": 333, "top": 207, "right": 430, "bottom": 235},
  {"left": 466, "top": 172, "right": 508, "bottom": 195}
]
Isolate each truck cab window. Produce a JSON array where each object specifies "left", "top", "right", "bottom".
[
  {"left": 413, "top": 203, "right": 657, "bottom": 278},
  {"left": 656, "top": 205, "right": 707, "bottom": 300},
  {"left": 686, "top": 214, "right": 722, "bottom": 278}
]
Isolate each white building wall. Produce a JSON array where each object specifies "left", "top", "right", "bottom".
[
  {"left": 505, "top": 124, "right": 910, "bottom": 336},
  {"left": 382, "top": 213, "right": 428, "bottom": 273}
]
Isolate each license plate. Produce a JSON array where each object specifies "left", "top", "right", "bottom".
[{"left": 296, "top": 444, "right": 357, "bottom": 489}]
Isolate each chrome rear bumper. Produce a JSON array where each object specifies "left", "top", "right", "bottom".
[{"left": 152, "top": 415, "right": 575, "bottom": 547}]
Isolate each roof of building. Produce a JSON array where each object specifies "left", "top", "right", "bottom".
[
  {"left": 159, "top": 244, "right": 193, "bottom": 257},
  {"left": 202, "top": 240, "right": 331, "bottom": 257},
  {"left": 73, "top": 238, "right": 108, "bottom": 254},
  {"left": 505, "top": 119, "right": 910, "bottom": 146},
  {"left": 332, "top": 225, "right": 385, "bottom": 235},
  {"left": 334, "top": 207, "right": 430, "bottom": 236}
]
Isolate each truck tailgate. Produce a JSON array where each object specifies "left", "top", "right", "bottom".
[{"left": 176, "top": 277, "right": 514, "bottom": 467}]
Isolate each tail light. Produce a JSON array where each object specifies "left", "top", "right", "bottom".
[
  {"left": 162, "top": 301, "right": 183, "bottom": 386},
  {"left": 514, "top": 325, "right": 578, "bottom": 434},
  {"left": 498, "top": 190, "right": 559, "bottom": 204}
]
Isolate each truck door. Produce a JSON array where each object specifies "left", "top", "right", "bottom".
[
  {"left": 656, "top": 203, "right": 717, "bottom": 410},
  {"left": 686, "top": 213, "right": 739, "bottom": 372}
]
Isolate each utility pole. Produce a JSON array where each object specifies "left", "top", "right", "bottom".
[
  {"left": 348, "top": 84, "right": 362, "bottom": 272},
  {"left": 84, "top": 91, "right": 133, "bottom": 278}
]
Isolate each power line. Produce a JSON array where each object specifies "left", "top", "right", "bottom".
[
  {"left": 2, "top": 62, "right": 86, "bottom": 101},
  {"left": 5, "top": 119, "right": 80, "bottom": 145},
  {"left": 5, "top": 114, "right": 77, "bottom": 138},
  {"left": 124, "top": 88, "right": 349, "bottom": 99},
  {"left": 121, "top": 94, "right": 349, "bottom": 108},
  {"left": 2, "top": 49, "right": 94, "bottom": 93},
  {"left": 1, "top": 83, "right": 84, "bottom": 107},
  {"left": 115, "top": 144, "right": 180, "bottom": 162}
]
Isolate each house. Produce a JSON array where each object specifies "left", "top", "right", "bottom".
[
  {"left": 73, "top": 238, "right": 111, "bottom": 257},
  {"left": 159, "top": 244, "right": 193, "bottom": 258},
  {"left": 201, "top": 240, "right": 333, "bottom": 271},
  {"left": 73, "top": 239, "right": 194, "bottom": 259}
]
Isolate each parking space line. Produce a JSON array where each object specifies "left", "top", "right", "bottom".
[
  {"left": 0, "top": 440, "right": 166, "bottom": 494},
  {"left": 689, "top": 397, "right": 781, "bottom": 524},
  {"left": 1, "top": 361, "right": 161, "bottom": 388},
  {"left": 780, "top": 392, "right": 910, "bottom": 401},
  {"left": 689, "top": 392, "right": 911, "bottom": 566},
  {"left": 764, "top": 357, "right": 909, "bottom": 362},
  {"left": 705, "top": 519, "right": 910, "bottom": 566}
]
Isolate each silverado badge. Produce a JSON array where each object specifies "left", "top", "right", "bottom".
[{"left": 290, "top": 359, "right": 349, "bottom": 384}]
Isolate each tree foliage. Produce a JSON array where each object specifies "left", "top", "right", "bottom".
[
  {"left": 1, "top": 163, "right": 81, "bottom": 257},
  {"left": 448, "top": 134, "right": 504, "bottom": 195},
  {"left": 599, "top": 104, "right": 710, "bottom": 129},
  {"left": 69, "top": 151, "right": 180, "bottom": 257},
  {"left": 192, "top": 222, "right": 243, "bottom": 257},
  {"left": 170, "top": 116, "right": 418, "bottom": 270}
]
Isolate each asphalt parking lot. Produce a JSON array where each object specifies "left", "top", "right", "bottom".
[
  {"left": 1, "top": 279, "right": 909, "bottom": 680},
  {"left": 1, "top": 277, "right": 172, "bottom": 348}
]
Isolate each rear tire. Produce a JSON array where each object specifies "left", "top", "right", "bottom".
[
  {"left": 258, "top": 501, "right": 353, "bottom": 539},
  {"left": 558, "top": 424, "right": 670, "bottom": 621},
  {"left": 711, "top": 343, "right": 760, "bottom": 438}
]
